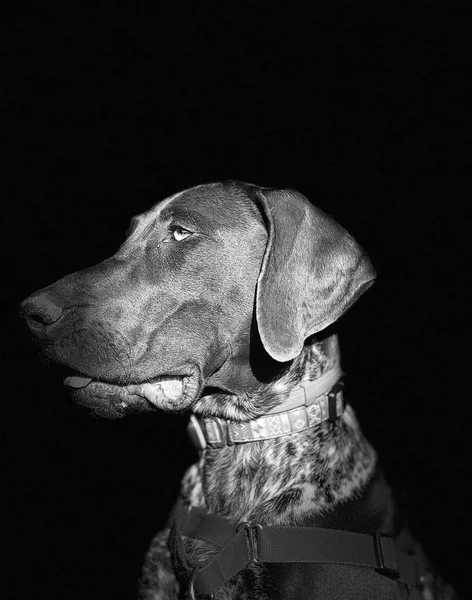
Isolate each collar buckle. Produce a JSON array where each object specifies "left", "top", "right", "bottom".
[
  {"left": 187, "top": 415, "right": 234, "bottom": 450},
  {"left": 187, "top": 415, "right": 207, "bottom": 450}
]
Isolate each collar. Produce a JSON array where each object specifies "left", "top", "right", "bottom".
[{"left": 187, "top": 366, "right": 345, "bottom": 450}]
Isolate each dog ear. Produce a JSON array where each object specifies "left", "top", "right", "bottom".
[{"left": 255, "top": 188, "right": 376, "bottom": 362}]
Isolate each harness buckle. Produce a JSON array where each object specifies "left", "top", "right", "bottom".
[
  {"left": 188, "top": 565, "right": 215, "bottom": 600},
  {"left": 374, "top": 532, "right": 399, "bottom": 579},
  {"left": 237, "top": 522, "right": 263, "bottom": 565},
  {"left": 250, "top": 523, "right": 263, "bottom": 564}
]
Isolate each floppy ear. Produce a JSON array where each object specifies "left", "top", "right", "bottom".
[{"left": 255, "top": 188, "right": 376, "bottom": 362}]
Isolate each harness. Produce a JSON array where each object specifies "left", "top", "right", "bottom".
[{"left": 174, "top": 372, "right": 429, "bottom": 599}]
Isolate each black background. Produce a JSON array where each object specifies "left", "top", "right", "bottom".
[{"left": 4, "top": 4, "right": 470, "bottom": 599}]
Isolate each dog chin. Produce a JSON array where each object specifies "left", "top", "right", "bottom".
[{"left": 64, "top": 373, "right": 201, "bottom": 419}]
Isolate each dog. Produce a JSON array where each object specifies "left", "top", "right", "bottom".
[{"left": 21, "top": 181, "right": 456, "bottom": 599}]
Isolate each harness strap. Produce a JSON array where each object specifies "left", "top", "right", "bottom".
[{"left": 175, "top": 504, "right": 421, "bottom": 596}]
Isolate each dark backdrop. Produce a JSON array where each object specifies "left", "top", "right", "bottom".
[{"left": 4, "top": 4, "right": 470, "bottom": 599}]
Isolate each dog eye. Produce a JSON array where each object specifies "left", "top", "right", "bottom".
[
  {"left": 168, "top": 226, "right": 193, "bottom": 242},
  {"left": 161, "top": 224, "right": 195, "bottom": 245}
]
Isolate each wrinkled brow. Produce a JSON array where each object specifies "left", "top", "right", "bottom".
[{"left": 159, "top": 206, "right": 211, "bottom": 230}]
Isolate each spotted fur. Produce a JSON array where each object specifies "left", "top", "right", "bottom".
[{"left": 139, "top": 334, "right": 455, "bottom": 599}]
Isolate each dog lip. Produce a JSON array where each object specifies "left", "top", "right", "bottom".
[
  {"left": 62, "top": 371, "right": 188, "bottom": 391},
  {"left": 62, "top": 369, "right": 200, "bottom": 413}
]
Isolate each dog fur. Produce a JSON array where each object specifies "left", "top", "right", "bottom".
[{"left": 21, "top": 181, "right": 456, "bottom": 599}]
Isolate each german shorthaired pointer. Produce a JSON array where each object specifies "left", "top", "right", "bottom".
[{"left": 21, "top": 182, "right": 456, "bottom": 599}]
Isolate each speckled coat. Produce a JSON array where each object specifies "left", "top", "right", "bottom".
[{"left": 139, "top": 335, "right": 455, "bottom": 600}]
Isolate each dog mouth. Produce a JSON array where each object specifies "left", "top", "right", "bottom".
[{"left": 63, "top": 371, "right": 200, "bottom": 417}]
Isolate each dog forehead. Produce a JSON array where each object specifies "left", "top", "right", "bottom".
[
  {"left": 159, "top": 182, "right": 257, "bottom": 227},
  {"left": 129, "top": 182, "right": 262, "bottom": 236}
]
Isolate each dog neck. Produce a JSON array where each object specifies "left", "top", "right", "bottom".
[
  {"left": 182, "top": 334, "right": 378, "bottom": 526},
  {"left": 193, "top": 334, "right": 342, "bottom": 420}
]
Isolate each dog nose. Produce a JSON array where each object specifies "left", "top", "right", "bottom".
[{"left": 20, "top": 292, "right": 63, "bottom": 327}]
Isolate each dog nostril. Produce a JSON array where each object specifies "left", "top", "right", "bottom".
[{"left": 20, "top": 295, "right": 63, "bottom": 326}]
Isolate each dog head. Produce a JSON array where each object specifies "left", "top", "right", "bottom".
[{"left": 20, "top": 181, "right": 375, "bottom": 418}]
